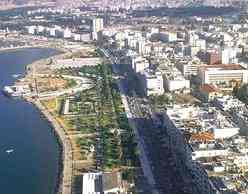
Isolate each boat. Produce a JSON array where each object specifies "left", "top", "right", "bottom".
[
  {"left": 12, "top": 74, "right": 21, "bottom": 78},
  {"left": 2, "top": 86, "right": 21, "bottom": 97},
  {"left": 6, "top": 149, "right": 14, "bottom": 154},
  {"left": 2, "top": 85, "right": 31, "bottom": 97}
]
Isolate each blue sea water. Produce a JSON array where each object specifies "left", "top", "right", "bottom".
[{"left": 0, "top": 48, "right": 61, "bottom": 194}]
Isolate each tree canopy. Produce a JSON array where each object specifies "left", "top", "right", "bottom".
[{"left": 233, "top": 84, "right": 248, "bottom": 104}]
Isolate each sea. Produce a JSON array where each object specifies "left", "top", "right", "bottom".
[{"left": 0, "top": 48, "right": 61, "bottom": 194}]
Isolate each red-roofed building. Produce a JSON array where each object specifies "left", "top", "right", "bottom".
[{"left": 199, "top": 84, "right": 222, "bottom": 102}]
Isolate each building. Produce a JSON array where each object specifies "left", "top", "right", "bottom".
[
  {"left": 82, "top": 172, "right": 123, "bottom": 194},
  {"left": 212, "top": 127, "right": 239, "bottom": 139},
  {"left": 198, "top": 64, "right": 248, "bottom": 89},
  {"left": 72, "top": 33, "right": 91, "bottom": 42},
  {"left": 195, "top": 39, "right": 206, "bottom": 50},
  {"left": 221, "top": 47, "right": 239, "bottom": 64},
  {"left": 27, "top": 26, "right": 37, "bottom": 34},
  {"left": 131, "top": 56, "right": 149, "bottom": 73},
  {"left": 48, "top": 26, "right": 62, "bottom": 37},
  {"left": 53, "top": 58, "right": 102, "bottom": 69},
  {"left": 192, "top": 144, "right": 229, "bottom": 160},
  {"left": 166, "top": 106, "right": 240, "bottom": 139},
  {"left": 199, "top": 84, "right": 222, "bottom": 102},
  {"left": 140, "top": 70, "right": 164, "bottom": 96},
  {"left": 81, "top": 33, "right": 91, "bottom": 42},
  {"left": 187, "top": 31, "right": 199, "bottom": 46},
  {"left": 63, "top": 28, "right": 72, "bottom": 39},
  {"left": 206, "top": 51, "right": 221, "bottom": 65},
  {"left": 176, "top": 58, "right": 201, "bottom": 77},
  {"left": 214, "top": 96, "right": 245, "bottom": 111},
  {"left": 161, "top": 105, "right": 216, "bottom": 194},
  {"left": 163, "top": 67, "right": 190, "bottom": 93},
  {"left": 37, "top": 25, "right": 46, "bottom": 34},
  {"left": 159, "top": 31, "right": 177, "bottom": 42},
  {"left": 92, "top": 18, "right": 104, "bottom": 40}
]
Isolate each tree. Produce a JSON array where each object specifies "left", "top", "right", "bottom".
[{"left": 234, "top": 83, "right": 248, "bottom": 104}]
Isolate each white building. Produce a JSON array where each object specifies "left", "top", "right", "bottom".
[
  {"left": 163, "top": 67, "right": 190, "bottom": 93},
  {"left": 212, "top": 127, "right": 239, "bottom": 139},
  {"left": 165, "top": 76, "right": 190, "bottom": 92},
  {"left": 198, "top": 64, "right": 248, "bottom": 87},
  {"left": 192, "top": 149, "right": 229, "bottom": 160},
  {"left": 188, "top": 31, "right": 199, "bottom": 46},
  {"left": 48, "top": 26, "right": 62, "bottom": 37},
  {"left": 73, "top": 33, "right": 81, "bottom": 41},
  {"left": 221, "top": 47, "right": 239, "bottom": 64},
  {"left": 166, "top": 106, "right": 240, "bottom": 139},
  {"left": 92, "top": 18, "right": 104, "bottom": 40},
  {"left": 37, "top": 25, "right": 46, "bottom": 34},
  {"left": 140, "top": 70, "right": 164, "bottom": 96},
  {"left": 82, "top": 173, "right": 101, "bottom": 194},
  {"left": 82, "top": 172, "right": 122, "bottom": 194},
  {"left": 27, "top": 26, "right": 37, "bottom": 34},
  {"left": 131, "top": 56, "right": 149, "bottom": 73},
  {"left": 176, "top": 58, "right": 201, "bottom": 77},
  {"left": 214, "top": 96, "right": 245, "bottom": 111},
  {"left": 63, "top": 28, "right": 72, "bottom": 39},
  {"left": 80, "top": 33, "right": 91, "bottom": 42},
  {"left": 53, "top": 58, "right": 101, "bottom": 69}
]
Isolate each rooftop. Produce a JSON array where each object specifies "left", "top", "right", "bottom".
[
  {"left": 166, "top": 105, "right": 239, "bottom": 136},
  {"left": 199, "top": 84, "right": 220, "bottom": 93},
  {"left": 200, "top": 64, "right": 245, "bottom": 71}
]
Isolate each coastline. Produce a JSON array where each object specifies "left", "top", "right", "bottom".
[
  {"left": 12, "top": 47, "right": 73, "bottom": 194},
  {"left": 0, "top": 45, "right": 67, "bottom": 54},
  {"left": 28, "top": 98, "right": 73, "bottom": 194}
]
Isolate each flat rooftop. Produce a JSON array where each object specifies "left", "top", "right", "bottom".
[
  {"left": 200, "top": 64, "right": 245, "bottom": 71},
  {"left": 166, "top": 105, "right": 238, "bottom": 134}
]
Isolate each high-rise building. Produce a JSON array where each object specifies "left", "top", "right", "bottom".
[{"left": 91, "top": 18, "right": 104, "bottom": 40}]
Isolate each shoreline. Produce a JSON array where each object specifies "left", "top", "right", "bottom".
[
  {"left": 12, "top": 46, "right": 73, "bottom": 194},
  {"left": 26, "top": 98, "right": 64, "bottom": 194},
  {"left": 28, "top": 98, "right": 73, "bottom": 194}
]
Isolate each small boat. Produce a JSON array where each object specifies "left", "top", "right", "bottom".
[
  {"left": 6, "top": 149, "right": 14, "bottom": 154},
  {"left": 12, "top": 74, "right": 21, "bottom": 78}
]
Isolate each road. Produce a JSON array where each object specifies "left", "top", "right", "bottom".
[
  {"left": 99, "top": 48, "right": 212, "bottom": 194},
  {"left": 100, "top": 48, "right": 160, "bottom": 194}
]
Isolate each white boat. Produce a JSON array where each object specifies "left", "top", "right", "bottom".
[
  {"left": 2, "top": 86, "right": 21, "bottom": 97},
  {"left": 6, "top": 149, "right": 14, "bottom": 154},
  {"left": 12, "top": 74, "right": 21, "bottom": 78},
  {"left": 2, "top": 85, "right": 31, "bottom": 97}
]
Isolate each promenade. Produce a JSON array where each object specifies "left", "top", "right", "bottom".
[{"left": 33, "top": 99, "right": 73, "bottom": 194}]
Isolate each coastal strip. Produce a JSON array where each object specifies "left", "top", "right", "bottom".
[
  {"left": 29, "top": 98, "right": 73, "bottom": 194},
  {"left": 15, "top": 47, "right": 74, "bottom": 194}
]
